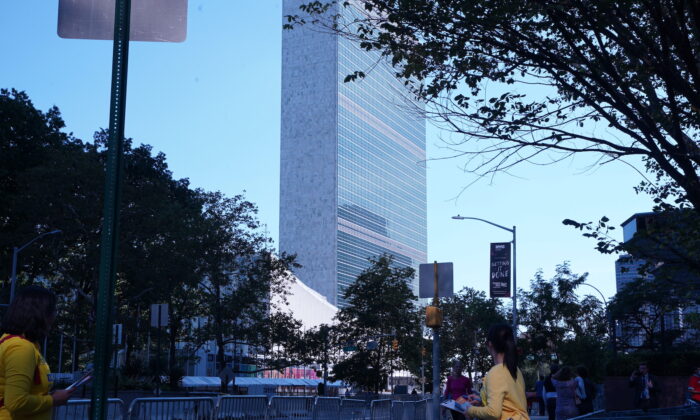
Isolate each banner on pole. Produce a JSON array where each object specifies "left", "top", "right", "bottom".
[{"left": 490, "top": 242, "right": 511, "bottom": 298}]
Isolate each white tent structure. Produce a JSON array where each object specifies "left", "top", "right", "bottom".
[{"left": 273, "top": 276, "right": 338, "bottom": 329}]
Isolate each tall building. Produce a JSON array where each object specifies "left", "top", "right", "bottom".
[{"left": 280, "top": 1, "right": 427, "bottom": 307}]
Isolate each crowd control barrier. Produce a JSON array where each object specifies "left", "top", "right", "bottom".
[
  {"left": 215, "top": 395, "right": 268, "bottom": 420},
  {"left": 53, "top": 398, "right": 124, "bottom": 420},
  {"left": 49, "top": 394, "right": 422, "bottom": 420},
  {"left": 370, "top": 400, "right": 392, "bottom": 420},
  {"left": 127, "top": 397, "right": 215, "bottom": 420},
  {"left": 268, "top": 396, "right": 315, "bottom": 420}
]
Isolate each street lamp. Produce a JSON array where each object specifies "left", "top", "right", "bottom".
[
  {"left": 452, "top": 215, "right": 517, "bottom": 335},
  {"left": 580, "top": 282, "right": 615, "bottom": 354},
  {"left": 7, "top": 229, "right": 62, "bottom": 304}
]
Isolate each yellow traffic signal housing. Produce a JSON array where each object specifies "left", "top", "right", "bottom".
[
  {"left": 426, "top": 305, "right": 443, "bottom": 328},
  {"left": 392, "top": 339, "right": 399, "bottom": 350}
]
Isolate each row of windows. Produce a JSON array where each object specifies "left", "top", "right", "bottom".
[
  {"left": 337, "top": 159, "right": 426, "bottom": 222},
  {"left": 338, "top": 112, "right": 426, "bottom": 183},
  {"left": 337, "top": 193, "right": 427, "bottom": 250},
  {"left": 338, "top": 42, "right": 425, "bottom": 146}
]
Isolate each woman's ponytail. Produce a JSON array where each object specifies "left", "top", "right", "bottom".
[{"left": 487, "top": 324, "right": 518, "bottom": 380}]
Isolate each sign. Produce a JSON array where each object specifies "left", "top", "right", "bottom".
[
  {"left": 58, "top": 0, "right": 188, "bottom": 42},
  {"left": 150, "top": 304, "right": 169, "bottom": 327},
  {"left": 419, "top": 263, "right": 454, "bottom": 298},
  {"left": 366, "top": 341, "right": 378, "bottom": 350},
  {"left": 342, "top": 345, "right": 357, "bottom": 353},
  {"left": 112, "top": 324, "right": 122, "bottom": 345},
  {"left": 490, "top": 242, "right": 511, "bottom": 298}
]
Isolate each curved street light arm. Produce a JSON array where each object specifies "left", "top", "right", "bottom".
[
  {"left": 451, "top": 215, "right": 513, "bottom": 234},
  {"left": 16, "top": 229, "right": 63, "bottom": 253},
  {"left": 580, "top": 282, "right": 608, "bottom": 306}
]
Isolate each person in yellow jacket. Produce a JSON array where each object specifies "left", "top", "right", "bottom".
[
  {"left": 462, "top": 324, "right": 529, "bottom": 420},
  {"left": 0, "top": 286, "right": 72, "bottom": 419}
]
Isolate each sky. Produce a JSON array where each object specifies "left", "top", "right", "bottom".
[{"left": 0, "top": 1, "right": 654, "bottom": 304}]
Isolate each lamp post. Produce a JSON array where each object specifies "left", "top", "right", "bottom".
[
  {"left": 452, "top": 215, "right": 517, "bottom": 334},
  {"left": 580, "top": 282, "right": 615, "bottom": 354},
  {"left": 7, "top": 229, "right": 62, "bottom": 304}
]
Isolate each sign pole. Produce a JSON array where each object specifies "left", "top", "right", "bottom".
[
  {"left": 157, "top": 305, "right": 162, "bottom": 395},
  {"left": 431, "top": 261, "right": 440, "bottom": 420},
  {"left": 512, "top": 226, "right": 517, "bottom": 339},
  {"left": 90, "top": 1, "right": 131, "bottom": 419}
]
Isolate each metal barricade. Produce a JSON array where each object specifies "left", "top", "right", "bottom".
[
  {"left": 128, "top": 397, "right": 215, "bottom": 420},
  {"left": 215, "top": 395, "right": 269, "bottom": 420},
  {"left": 390, "top": 401, "right": 404, "bottom": 420},
  {"left": 412, "top": 400, "right": 427, "bottom": 420},
  {"left": 399, "top": 400, "right": 427, "bottom": 420},
  {"left": 340, "top": 398, "right": 369, "bottom": 420},
  {"left": 268, "top": 396, "right": 315, "bottom": 420},
  {"left": 53, "top": 398, "right": 125, "bottom": 420},
  {"left": 313, "top": 397, "right": 341, "bottom": 420},
  {"left": 370, "top": 400, "right": 391, "bottom": 420}
]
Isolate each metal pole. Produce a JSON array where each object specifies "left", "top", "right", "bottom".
[
  {"left": 432, "top": 261, "right": 440, "bottom": 420},
  {"left": 157, "top": 306, "right": 162, "bottom": 395},
  {"left": 58, "top": 334, "right": 64, "bottom": 374},
  {"left": 512, "top": 226, "right": 517, "bottom": 337},
  {"left": 432, "top": 329, "right": 440, "bottom": 420},
  {"left": 90, "top": 0, "right": 131, "bottom": 418},
  {"left": 9, "top": 247, "right": 18, "bottom": 303}
]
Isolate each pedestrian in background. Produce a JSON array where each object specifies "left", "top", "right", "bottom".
[
  {"left": 575, "top": 366, "right": 595, "bottom": 415},
  {"left": 688, "top": 367, "right": 700, "bottom": 404},
  {"left": 535, "top": 375, "right": 546, "bottom": 416},
  {"left": 543, "top": 364, "right": 559, "bottom": 420},
  {"left": 444, "top": 360, "right": 472, "bottom": 420},
  {"left": 629, "top": 362, "right": 660, "bottom": 411},
  {"left": 0, "top": 286, "right": 73, "bottom": 420},
  {"left": 461, "top": 324, "right": 529, "bottom": 420},
  {"left": 551, "top": 366, "right": 578, "bottom": 420}
]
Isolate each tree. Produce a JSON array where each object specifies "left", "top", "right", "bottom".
[
  {"left": 287, "top": 1, "right": 700, "bottom": 210},
  {"left": 610, "top": 277, "right": 697, "bottom": 353},
  {"left": 518, "top": 262, "right": 607, "bottom": 377},
  {"left": 333, "top": 254, "right": 420, "bottom": 392},
  {"left": 440, "top": 287, "right": 508, "bottom": 379}
]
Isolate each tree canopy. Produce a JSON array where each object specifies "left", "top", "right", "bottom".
[{"left": 288, "top": 0, "right": 700, "bottom": 210}]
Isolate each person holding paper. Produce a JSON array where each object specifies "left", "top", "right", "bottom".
[
  {"left": 443, "top": 361, "right": 473, "bottom": 420},
  {"left": 0, "top": 286, "right": 73, "bottom": 419},
  {"left": 459, "top": 324, "right": 529, "bottom": 420}
]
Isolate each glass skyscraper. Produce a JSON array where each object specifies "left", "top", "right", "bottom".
[{"left": 280, "top": 0, "right": 427, "bottom": 307}]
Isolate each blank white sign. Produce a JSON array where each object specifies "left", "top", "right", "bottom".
[{"left": 58, "top": 0, "right": 188, "bottom": 42}]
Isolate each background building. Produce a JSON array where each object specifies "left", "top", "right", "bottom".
[{"left": 279, "top": 0, "right": 427, "bottom": 307}]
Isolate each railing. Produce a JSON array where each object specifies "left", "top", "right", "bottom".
[
  {"left": 216, "top": 395, "right": 268, "bottom": 420},
  {"left": 313, "top": 397, "right": 341, "bottom": 420},
  {"left": 268, "top": 396, "right": 315, "bottom": 420},
  {"left": 127, "top": 397, "right": 216, "bottom": 420},
  {"left": 53, "top": 398, "right": 124, "bottom": 420},
  {"left": 51, "top": 395, "right": 420, "bottom": 420},
  {"left": 340, "top": 398, "right": 370, "bottom": 420},
  {"left": 370, "top": 400, "right": 392, "bottom": 420}
]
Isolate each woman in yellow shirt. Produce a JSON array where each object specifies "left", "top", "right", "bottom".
[
  {"left": 0, "top": 286, "right": 72, "bottom": 419},
  {"left": 462, "top": 324, "right": 529, "bottom": 420}
]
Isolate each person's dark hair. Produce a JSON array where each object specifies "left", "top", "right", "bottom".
[
  {"left": 2, "top": 286, "right": 57, "bottom": 341},
  {"left": 576, "top": 366, "right": 589, "bottom": 378},
  {"left": 549, "top": 364, "right": 560, "bottom": 378},
  {"left": 487, "top": 324, "right": 518, "bottom": 380},
  {"left": 553, "top": 365, "right": 574, "bottom": 381}
]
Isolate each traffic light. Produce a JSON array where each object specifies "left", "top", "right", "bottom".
[
  {"left": 392, "top": 339, "right": 399, "bottom": 351},
  {"left": 421, "top": 347, "right": 427, "bottom": 357}
]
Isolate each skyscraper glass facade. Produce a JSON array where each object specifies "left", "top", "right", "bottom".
[
  {"left": 280, "top": 0, "right": 427, "bottom": 307},
  {"left": 336, "top": 37, "right": 427, "bottom": 306}
]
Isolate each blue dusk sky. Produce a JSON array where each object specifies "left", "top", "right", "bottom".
[{"left": 0, "top": 1, "right": 653, "bottom": 303}]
